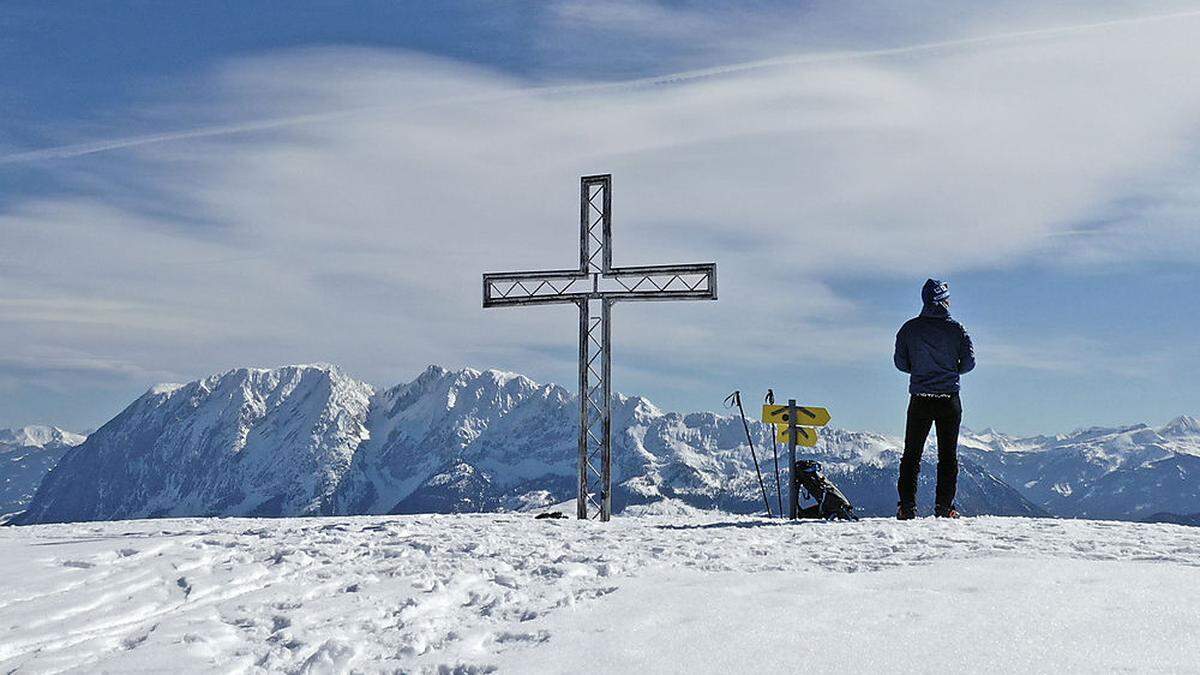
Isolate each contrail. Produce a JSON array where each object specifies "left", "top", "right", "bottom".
[
  {"left": 0, "top": 110, "right": 378, "bottom": 164},
  {"left": 3, "top": 8, "right": 1199, "bottom": 165},
  {"left": 573, "top": 7, "right": 1200, "bottom": 91}
]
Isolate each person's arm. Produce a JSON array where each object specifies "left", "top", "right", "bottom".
[
  {"left": 958, "top": 325, "right": 976, "bottom": 374},
  {"left": 894, "top": 327, "right": 911, "bottom": 373}
]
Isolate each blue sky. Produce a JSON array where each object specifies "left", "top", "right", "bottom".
[{"left": 2, "top": 1, "right": 1199, "bottom": 436}]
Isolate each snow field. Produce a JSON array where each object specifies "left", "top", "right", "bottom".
[
  {"left": 1, "top": 514, "right": 1198, "bottom": 673},
  {"left": 506, "top": 560, "right": 1200, "bottom": 673}
]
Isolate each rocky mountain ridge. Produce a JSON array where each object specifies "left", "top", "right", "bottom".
[{"left": 8, "top": 365, "right": 1197, "bottom": 524}]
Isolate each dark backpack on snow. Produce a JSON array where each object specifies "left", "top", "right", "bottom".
[{"left": 794, "top": 460, "right": 858, "bottom": 521}]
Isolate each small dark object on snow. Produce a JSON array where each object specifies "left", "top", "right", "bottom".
[
  {"left": 896, "top": 503, "right": 916, "bottom": 520},
  {"left": 535, "top": 511, "right": 568, "bottom": 520},
  {"left": 794, "top": 460, "right": 858, "bottom": 521}
]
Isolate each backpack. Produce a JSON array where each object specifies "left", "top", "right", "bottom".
[{"left": 794, "top": 460, "right": 858, "bottom": 521}]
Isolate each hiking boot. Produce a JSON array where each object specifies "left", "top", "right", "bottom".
[
  {"left": 896, "top": 503, "right": 917, "bottom": 521},
  {"left": 935, "top": 505, "right": 961, "bottom": 519}
]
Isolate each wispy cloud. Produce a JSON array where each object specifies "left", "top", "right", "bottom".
[
  {"left": 982, "top": 336, "right": 1173, "bottom": 378},
  {"left": 0, "top": 111, "right": 364, "bottom": 164},
  {"left": 2, "top": 2, "right": 1200, "bottom": 429},
  {"left": 0, "top": 347, "right": 180, "bottom": 382},
  {"left": 5, "top": 7, "right": 1199, "bottom": 165}
]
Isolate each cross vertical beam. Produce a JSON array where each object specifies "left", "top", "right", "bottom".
[
  {"left": 577, "top": 296, "right": 612, "bottom": 520},
  {"left": 577, "top": 299, "right": 590, "bottom": 520},
  {"left": 483, "top": 173, "right": 717, "bottom": 521},
  {"left": 581, "top": 174, "right": 612, "bottom": 274},
  {"left": 601, "top": 297, "right": 613, "bottom": 519},
  {"left": 578, "top": 176, "right": 612, "bottom": 521}
]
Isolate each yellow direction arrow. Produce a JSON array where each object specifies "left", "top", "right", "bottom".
[
  {"left": 776, "top": 425, "right": 819, "bottom": 446},
  {"left": 762, "top": 404, "right": 831, "bottom": 427}
]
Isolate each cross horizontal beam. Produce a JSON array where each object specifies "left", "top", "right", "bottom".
[{"left": 483, "top": 262, "right": 717, "bottom": 308}]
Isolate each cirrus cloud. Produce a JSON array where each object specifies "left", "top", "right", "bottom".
[{"left": 2, "top": 2, "right": 1200, "bottom": 431}]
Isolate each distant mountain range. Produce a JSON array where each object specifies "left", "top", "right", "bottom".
[
  {"left": 1145, "top": 512, "right": 1200, "bottom": 526},
  {"left": 960, "top": 419, "right": 1200, "bottom": 521},
  {"left": 0, "top": 426, "right": 85, "bottom": 519},
  {"left": 5, "top": 365, "right": 1197, "bottom": 525}
]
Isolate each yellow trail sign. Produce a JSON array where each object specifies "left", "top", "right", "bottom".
[
  {"left": 777, "top": 425, "right": 819, "bottom": 446},
  {"left": 762, "top": 404, "right": 831, "bottom": 427}
]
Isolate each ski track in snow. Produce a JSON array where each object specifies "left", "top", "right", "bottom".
[{"left": 1, "top": 514, "right": 1198, "bottom": 673}]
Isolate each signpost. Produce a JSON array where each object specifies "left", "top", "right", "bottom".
[
  {"left": 776, "top": 426, "right": 818, "bottom": 446},
  {"left": 762, "top": 405, "right": 831, "bottom": 427},
  {"left": 482, "top": 174, "right": 717, "bottom": 522},
  {"left": 762, "top": 399, "right": 831, "bottom": 518}
]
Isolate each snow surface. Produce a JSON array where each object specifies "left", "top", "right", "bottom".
[{"left": 1, "top": 514, "right": 1197, "bottom": 673}]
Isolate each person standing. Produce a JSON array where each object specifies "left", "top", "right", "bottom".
[{"left": 893, "top": 279, "right": 975, "bottom": 519}]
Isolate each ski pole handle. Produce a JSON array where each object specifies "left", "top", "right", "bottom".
[{"left": 724, "top": 390, "right": 741, "bottom": 409}]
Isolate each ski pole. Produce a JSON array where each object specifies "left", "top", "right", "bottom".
[
  {"left": 725, "top": 390, "right": 772, "bottom": 517},
  {"left": 766, "top": 389, "right": 783, "bottom": 517}
]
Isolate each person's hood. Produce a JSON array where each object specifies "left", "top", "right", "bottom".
[{"left": 920, "top": 278, "right": 951, "bottom": 317}]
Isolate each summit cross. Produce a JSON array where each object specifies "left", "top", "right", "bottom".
[{"left": 482, "top": 174, "right": 718, "bottom": 521}]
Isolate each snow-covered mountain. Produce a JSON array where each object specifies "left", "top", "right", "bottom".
[
  {"left": 0, "top": 426, "right": 86, "bottom": 449},
  {"left": 12, "top": 365, "right": 1038, "bottom": 524},
  {"left": 0, "top": 426, "right": 86, "bottom": 517},
  {"left": 960, "top": 419, "right": 1200, "bottom": 520},
  {"left": 10, "top": 364, "right": 1197, "bottom": 525},
  {"left": 332, "top": 366, "right": 578, "bottom": 516},
  {"left": 16, "top": 366, "right": 372, "bottom": 524}
]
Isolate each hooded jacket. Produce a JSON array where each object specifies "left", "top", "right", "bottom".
[{"left": 894, "top": 285, "right": 975, "bottom": 395}]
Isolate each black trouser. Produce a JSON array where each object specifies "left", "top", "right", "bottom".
[{"left": 898, "top": 393, "right": 961, "bottom": 509}]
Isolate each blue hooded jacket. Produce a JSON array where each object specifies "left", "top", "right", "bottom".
[{"left": 894, "top": 279, "right": 975, "bottom": 395}]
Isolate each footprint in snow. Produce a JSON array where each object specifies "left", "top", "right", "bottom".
[
  {"left": 435, "top": 664, "right": 498, "bottom": 675},
  {"left": 492, "top": 574, "right": 520, "bottom": 589},
  {"left": 493, "top": 630, "right": 550, "bottom": 645},
  {"left": 121, "top": 630, "right": 153, "bottom": 651}
]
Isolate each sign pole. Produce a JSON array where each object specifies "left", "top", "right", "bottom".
[{"left": 788, "top": 398, "right": 798, "bottom": 520}]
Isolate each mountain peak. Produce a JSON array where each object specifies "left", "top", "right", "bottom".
[
  {"left": 228, "top": 362, "right": 345, "bottom": 378},
  {"left": 481, "top": 367, "right": 531, "bottom": 386},
  {"left": 447, "top": 366, "right": 536, "bottom": 387},
  {"left": 421, "top": 364, "right": 449, "bottom": 378},
  {"left": 399, "top": 365, "right": 542, "bottom": 397},
  {"left": 616, "top": 394, "right": 664, "bottom": 419},
  {"left": 1162, "top": 415, "right": 1200, "bottom": 436},
  {"left": 0, "top": 425, "right": 86, "bottom": 450},
  {"left": 17, "top": 362, "right": 376, "bottom": 525},
  {"left": 147, "top": 382, "right": 185, "bottom": 396},
  {"left": 196, "top": 363, "right": 363, "bottom": 395}
]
